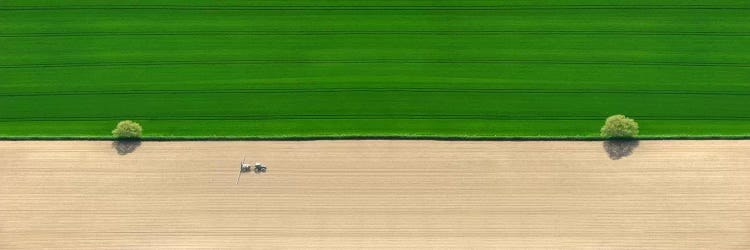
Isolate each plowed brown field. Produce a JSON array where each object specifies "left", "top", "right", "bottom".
[{"left": 1, "top": 140, "right": 748, "bottom": 249}]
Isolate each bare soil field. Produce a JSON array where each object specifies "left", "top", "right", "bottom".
[{"left": 1, "top": 140, "right": 748, "bottom": 249}]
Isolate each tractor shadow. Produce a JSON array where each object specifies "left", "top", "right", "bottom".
[
  {"left": 603, "top": 140, "right": 640, "bottom": 160},
  {"left": 112, "top": 140, "right": 142, "bottom": 155}
]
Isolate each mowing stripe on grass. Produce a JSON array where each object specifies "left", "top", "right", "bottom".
[
  {"left": 2, "top": 59, "right": 749, "bottom": 68},
  {"left": 4, "top": 30, "right": 750, "bottom": 37},
  {"left": 1, "top": 88, "right": 750, "bottom": 97},
  {"left": 2, "top": 5, "right": 750, "bottom": 11}
]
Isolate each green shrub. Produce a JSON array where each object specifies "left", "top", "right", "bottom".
[
  {"left": 600, "top": 115, "right": 639, "bottom": 138},
  {"left": 112, "top": 120, "right": 143, "bottom": 139}
]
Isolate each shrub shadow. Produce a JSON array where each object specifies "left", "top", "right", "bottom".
[
  {"left": 112, "top": 140, "right": 142, "bottom": 155},
  {"left": 603, "top": 140, "right": 639, "bottom": 160}
]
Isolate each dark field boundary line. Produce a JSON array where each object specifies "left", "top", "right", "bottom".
[
  {"left": 2, "top": 88, "right": 750, "bottom": 97},
  {"left": 2, "top": 135, "right": 750, "bottom": 141},
  {"left": 4, "top": 30, "right": 750, "bottom": 37},
  {"left": 2, "top": 5, "right": 749, "bottom": 10},
  {"left": 2, "top": 59, "right": 749, "bottom": 69},
  {"left": 2, "top": 115, "right": 750, "bottom": 122}
]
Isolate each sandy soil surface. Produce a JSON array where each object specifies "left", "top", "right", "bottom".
[{"left": 1, "top": 140, "right": 748, "bottom": 249}]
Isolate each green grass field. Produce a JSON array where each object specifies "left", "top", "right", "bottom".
[{"left": 1, "top": 0, "right": 749, "bottom": 139}]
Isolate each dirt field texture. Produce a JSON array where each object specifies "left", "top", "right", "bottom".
[{"left": 1, "top": 140, "right": 749, "bottom": 249}]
